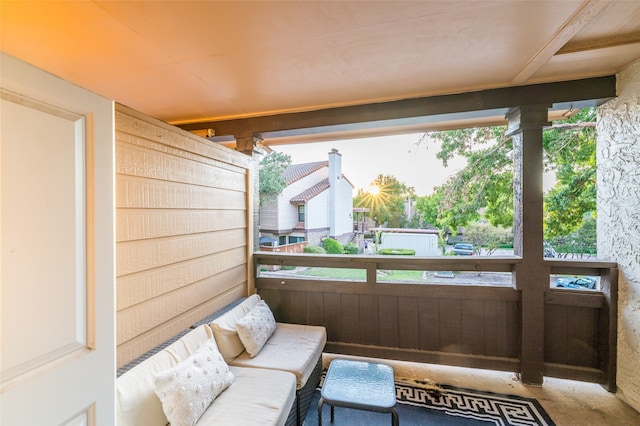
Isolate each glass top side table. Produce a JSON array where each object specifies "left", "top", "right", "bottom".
[{"left": 318, "top": 359, "right": 398, "bottom": 425}]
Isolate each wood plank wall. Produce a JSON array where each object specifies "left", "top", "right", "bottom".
[
  {"left": 258, "top": 279, "right": 608, "bottom": 380},
  {"left": 258, "top": 279, "right": 521, "bottom": 371},
  {"left": 115, "top": 104, "right": 252, "bottom": 367},
  {"left": 543, "top": 289, "right": 606, "bottom": 381},
  {"left": 545, "top": 304, "right": 599, "bottom": 367}
]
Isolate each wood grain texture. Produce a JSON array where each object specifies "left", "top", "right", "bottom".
[
  {"left": 115, "top": 104, "right": 251, "bottom": 367},
  {"left": 255, "top": 252, "right": 614, "bottom": 382}
]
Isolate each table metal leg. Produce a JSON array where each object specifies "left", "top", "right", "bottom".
[
  {"left": 391, "top": 407, "right": 399, "bottom": 426},
  {"left": 318, "top": 398, "right": 324, "bottom": 425},
  {"left": 330, "top": 405, "right": 335, "bottom": 423}
]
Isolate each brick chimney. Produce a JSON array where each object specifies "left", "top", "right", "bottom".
[{"left": 328, "top": 148, "right": 341, "bottom": 237}]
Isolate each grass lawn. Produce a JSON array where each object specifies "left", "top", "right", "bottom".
[
  {"left": 295, "top": 267, "right": 426, "bottom": 282},
  {"left": 295, "top": 267, "right": 366, "bottom": 280},
  {"left": 377, "top": 270, "right": 425, "bottom": 282}
]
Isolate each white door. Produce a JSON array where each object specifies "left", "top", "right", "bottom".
[{"left": 1, "top": 53, "right": 115, "bottom": 425}]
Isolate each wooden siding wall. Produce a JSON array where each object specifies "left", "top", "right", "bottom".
[{"left": 115, "top": 104, "right": 252, "bottom": 367}]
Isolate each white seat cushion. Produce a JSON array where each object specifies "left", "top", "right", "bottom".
[
  {"left": 196, "top": 366, "right": 296, "bottom": 426},
  {"left": 163, "top": 324, "right": 216, "bottom": 363},
  {"left": 210, "top": 294, "right": 261, "bottom": 362},
  {"left": 230, "top": 323, "right": 326, "bottom": 389},
  {"left": 116, "top": 350, "right": 177, "bottom": 426}
]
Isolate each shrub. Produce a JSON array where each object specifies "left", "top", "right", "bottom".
[
  {"left": 322, "top": 238, "right": 344, "bottom": 254},
  {"left": 343, "top": 243, "right": 359, "bottom": 254},
  {"left": 378, "top": 248, "right": 416, "bottom": 256},
  {"left": 304, "top": 245, "right": 327, "bottom": 254}
]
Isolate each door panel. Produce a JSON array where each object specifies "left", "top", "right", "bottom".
[{"left": 1, "top": 53, "right": 115, "bottom": 425}]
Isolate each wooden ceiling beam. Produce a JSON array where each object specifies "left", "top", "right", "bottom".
[
  {"left": 557, "top": 32, "right": 640, "bottom": 54},
  {"left": 177, "top": 76, "right": 615, "bottom": 140},
  {"left": 511, "top": 0, "right": 612, "bottom": 84}
]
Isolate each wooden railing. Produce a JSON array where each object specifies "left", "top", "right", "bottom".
[
  {"left": 254, "top": 252, "right": 617, "bottom": 389},
  {"left": 258, "top": 241, "right": 307, "bottom": 254},
  {"left": 543, "top": 258, "right": 617, "bottom": 389}
]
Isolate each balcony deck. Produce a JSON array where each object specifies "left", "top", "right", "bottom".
[{"left": 321, "top": 352, "right": 640, "bottom": 425}]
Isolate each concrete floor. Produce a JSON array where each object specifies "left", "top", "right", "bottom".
[{"left": 324, "top": 353, "right": 640, "bottom": 426}]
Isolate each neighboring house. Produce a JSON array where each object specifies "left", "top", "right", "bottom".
[{"left": 260, "top": 149, "right": 354, "bottom": 247}]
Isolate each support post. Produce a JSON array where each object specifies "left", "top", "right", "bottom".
[
  {"left": 598, "top": 266, "right": 618, "bottom": 392},
  {"left": 237, "top": 136, "right": 265, "bottom": 255},
  {"left": 506, "top": 105, "right": 550, "bottom": 385}
]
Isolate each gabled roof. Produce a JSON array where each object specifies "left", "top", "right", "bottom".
[
  {"left": 290, "top": 178, "right": 330, "bottom": 204},
  {"left": 289, "top": 174, "right": 353, "bottom": 203},
  {"left": 283, "top": 161, "right": 327, "bottom": 184}
]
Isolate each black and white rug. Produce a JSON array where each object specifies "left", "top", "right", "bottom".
[{"left": 306, "top": 378, "right": 556, "bottom": 426}]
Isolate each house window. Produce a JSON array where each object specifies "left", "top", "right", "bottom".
[
  {"left": 278, "top": 236, "right": 287, "bottom": 246},
  {"left": 289, "top": 236, "right": 305, "bottom": 244},
  {"left": 298, "top": 205, "right": 305, "bottom": 222}
]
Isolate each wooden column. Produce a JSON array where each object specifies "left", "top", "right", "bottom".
[
  {"left": 598, "top": 266, "right": 618, "bottom": 392},
  {"left": 236, "top": 136, "right": 263, "bottom": 256},
  {"left": 506, "top": 105, "right": 550, "bottom": 385}
]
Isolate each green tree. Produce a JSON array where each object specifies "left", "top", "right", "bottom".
[
  {"left": 572, "top": 214, "right": 597, "bottom": 257},
  {"left": 353, "top": 174, "right": 415, "bottom": 228},
  {"left": 415, "top": 190, "right": 448, "bottom": 253},
  {"left": 464, "top": 222, "right": 512, "bottom": 256},
  {"left": 543, "top": 108, "right": 596, "bottom": 241},
  {"left": 549, "top": 213, "right": 596, "bottom": 259},
  {"left": 423, "top": 126, "right": 513, "bottom": 230},
  {"left": 420, "top": 108, "right": 597, "bottom": 247},
  {"left": 259, "top": 151, "right": 291, "bottom": 207}
]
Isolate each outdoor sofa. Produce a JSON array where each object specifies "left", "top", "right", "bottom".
[{"left": 116, "top": 294, "right": 326, "bottom": 426}]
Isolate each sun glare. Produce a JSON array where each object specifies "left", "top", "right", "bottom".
[{"left": 368, "top": 185, "right": 380, "bottom": 196}]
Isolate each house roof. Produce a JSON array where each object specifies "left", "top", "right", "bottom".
[
  {"left": 283, "top": 161, "right": 328, "bottom": 185},
  {"left": 290, "top": 178, "right": 330, "bottom": 204},
  {"left": 2, "top": 2, "right": 638, "bottom": 143},
  {"left": 289, "top": 174, "right": 354, "bottom": 203}
]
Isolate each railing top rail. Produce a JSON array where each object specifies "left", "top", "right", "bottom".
[
  {"left": 254, "top": 251, "right": 522, "bottom": 272},
  {"left": 544, "top": 258, "right": 617, "bottom": 269},
  {"left": 255, "top": 252, "right": 618, "bottom": 273}
]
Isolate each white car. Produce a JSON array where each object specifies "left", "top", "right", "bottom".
[{"left": 452, "top": 243, "right": 473, "bottom": 255}]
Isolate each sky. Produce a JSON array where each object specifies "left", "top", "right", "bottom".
[{"left": 272, "top": 133, "right": 468, "bottom": 196}]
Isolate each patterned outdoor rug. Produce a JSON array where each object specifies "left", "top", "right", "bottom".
[{"left": 305, "top": 376, "right": 556, "bottom": 426}]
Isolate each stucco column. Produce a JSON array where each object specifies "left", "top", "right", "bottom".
[
  {"left": 597, "top": 60, "right": 640, "bottom": 411},
  {"left": 506, "top": 105, "right": 551, "bottom": 385}
]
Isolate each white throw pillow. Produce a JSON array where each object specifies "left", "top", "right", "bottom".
[
  {"left": 236, "top": 300, "right": 277, "bottom": 357},
  {"left": 209, "top": 295, "right": 261, "bottom": 362},
  {"left": 154, "top": 340, "right": 234, "bottom": 426}
]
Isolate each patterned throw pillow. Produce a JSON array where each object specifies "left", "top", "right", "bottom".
[
  {"left": 209, "top": 295, "right": 261, "bottom": 362},
  {"left": 154, "top": 340, "right": 234, "bottom": 426},
  {"left": 236, "top": 300, "right": 277, "bottom": 357}
]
